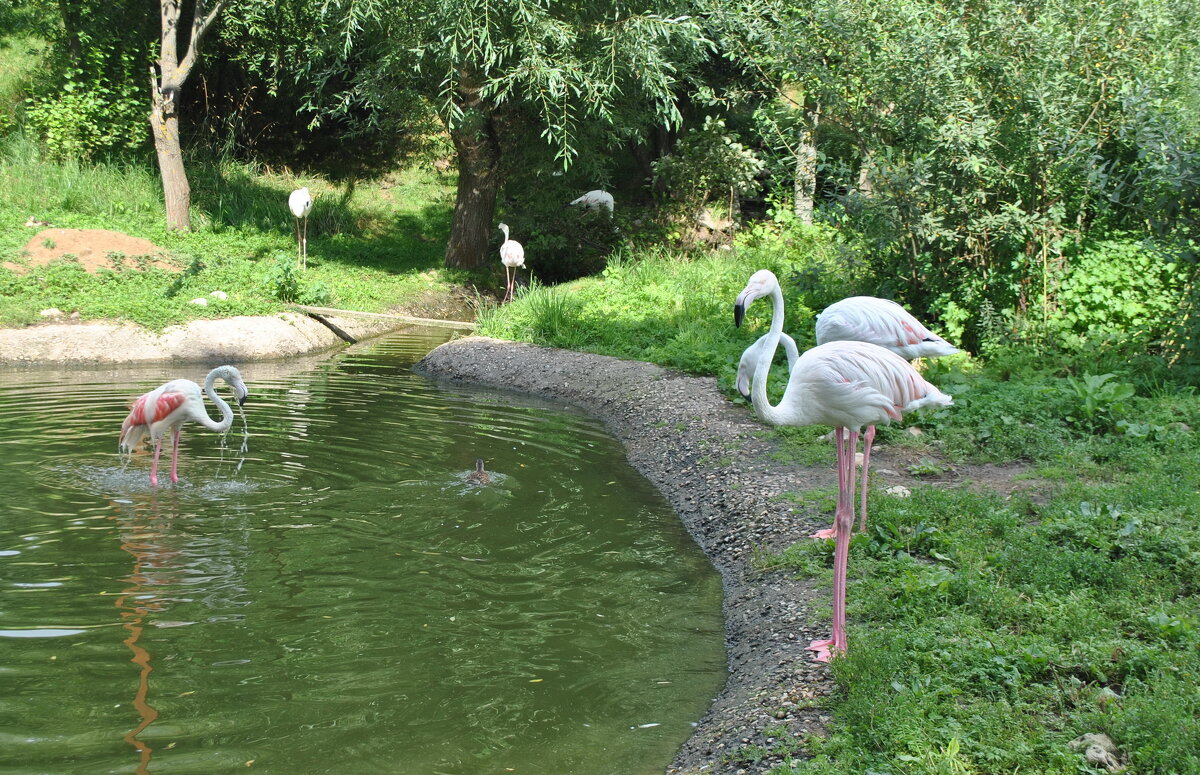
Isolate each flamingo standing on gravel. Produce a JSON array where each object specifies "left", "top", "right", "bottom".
[
  {"left": 735, "top": 269, "right": 952, "bottom": 661},
  {"left": 813, "top": 295, "right": 959, "bottom": 536},
  {"left": 119, "top": 365, "right": 249, "bottom": 486},
  {"left": 498, "top": 223, "right": 525, "bottom": 303}
]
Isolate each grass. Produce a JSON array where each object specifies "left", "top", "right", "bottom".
[
  {"left": 0, "top": 132, "right": 461, "bottom": 329},
  {"left": 481, "top": 239, "right": 1200, "bottom": 774}
]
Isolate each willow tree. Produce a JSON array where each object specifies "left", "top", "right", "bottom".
[
  {"left": 317, "top": 0, "right": 709, "bottom": 269},
  {"left": 152, "top": 0, "right": 223, "bottom": 231}
]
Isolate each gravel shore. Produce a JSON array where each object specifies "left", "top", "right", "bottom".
[{"left": 417, "top": 336, "right": 843, "bottom": 774}]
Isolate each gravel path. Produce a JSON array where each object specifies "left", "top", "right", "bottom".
[{"left": 417, "top": 336, "right": 843, "bottom": 774}]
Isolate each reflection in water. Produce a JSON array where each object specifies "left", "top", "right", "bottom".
[{"left": 0, "top": 328, "right": 725, "bottom": 775}]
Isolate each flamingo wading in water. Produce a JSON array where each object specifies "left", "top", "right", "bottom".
[
  {"left": 289, "top": 187, "right": 313, "bottom": 269},
  {"left": 498, "top": 223, "right": 525, "bottom": 303},
  {"left": 735, "top": 270, "right": 952, "bottom": 661},
  {"left": 813, "top": 295, "right": 959, "bottom": 536},
  {"left": 119, "top": 365, "right": 249, "bottom": 486}
]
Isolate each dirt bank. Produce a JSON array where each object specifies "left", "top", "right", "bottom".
[
  {"left": 418, "top": 336, "right": 843, "bottom": 774},
  {"left": 0, "top": 312, "right": 434, "bottom": 367}
]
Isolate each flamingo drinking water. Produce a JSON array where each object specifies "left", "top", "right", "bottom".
[
  {"left": 119, "top": 365, "right": 249, "bottom": 486},
  {"left": 735, "top": 270, "right": 952, "bottom": 661}
]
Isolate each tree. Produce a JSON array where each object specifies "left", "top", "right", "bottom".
[
  {"left": 315, "top": 0, "right": 711, "bottom": 269},
  {"left": 152, "top": 0, "right": 223, "bottom": 231}
]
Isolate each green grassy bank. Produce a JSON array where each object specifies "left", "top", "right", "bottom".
[
  {"left": 0, "top": 133, "right": 462, "bottom": 329},
  {"left": 478, "top": 240, "right": 1200, "bottom": 774}
]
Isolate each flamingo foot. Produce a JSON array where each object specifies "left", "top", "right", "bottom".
[
  {"left": 806, "top": 638, "right": 833, "bottom": 651},
  {"left": 809, "top": 526, "right": 838, "bottom": 540}
]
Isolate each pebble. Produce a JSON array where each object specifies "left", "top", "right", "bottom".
[{"left": 190, "top": 297, "right": 208, "bottom": 306}]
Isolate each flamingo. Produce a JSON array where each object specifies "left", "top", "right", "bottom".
[
  {"left": 498, "top": 223, "right": 525, "bottom": 303},
  {"left": 289, "top": 187, "right": 313, "bottom": 269},
  {"left": 735, "top": 269, "right": 952, "bottom": 662},
  {"left": 814, "top": 296, "right": 959, "bottom": 536},
  {"left": 568, "top": 190, "right": 615, "bottom": 212},
  {"left": 736, "top": 332, "right": 800, "bottom": 401},
  {"left": 119, "top": 365, "right": 249, "bottom": 486},
  {"left": 465, "top": 458, "right": 491, "bottom": 485}
]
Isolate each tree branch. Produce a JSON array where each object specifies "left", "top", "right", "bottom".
[{"left": 177, "top": 0, "right": 225, "bottom": 82}]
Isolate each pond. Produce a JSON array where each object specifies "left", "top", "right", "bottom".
[{"left": 0, "top": 328, "right": 726, "bottom": 775}]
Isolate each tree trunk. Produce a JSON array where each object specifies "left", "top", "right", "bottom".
[
  {"left": 444, "top": 107, "right": 503, "bottom": 269},
  {"left": 794, "top": 114, "right": 817, "bottom": 225},
  {"left": 151, "top": 0, "right": 223, "bottom": 232},
  {"left": 152, "top": 93, "right": 191, "bottom": 231}
]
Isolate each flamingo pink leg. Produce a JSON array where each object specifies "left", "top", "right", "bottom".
[
  {"left": 170, "top": 429, "right": 181, "bottom": 483},
  {"left": 809, "top": 427, "right": 856, "bottom": 662},
  {"left": 503, "top": 266, "right": 512, "bottom": 303},
  {"left": 150, "top": 438, "right": 164, "bottom": 487},
  {"left": 858, "top": 425, "right": 876, "bottom": 533},
  {"left": 809, "top": 428, "right": 846, "bottom": 540}
]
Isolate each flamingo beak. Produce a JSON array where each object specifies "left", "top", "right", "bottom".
[
  {"left": 736, "top": 373, "right": 751, "bottom": 401},
  {"left": 734, "top": 287, "right": 756, "bottom": 327}
]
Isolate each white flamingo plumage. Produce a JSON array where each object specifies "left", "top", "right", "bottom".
[
  {"left": 568, "top": 189, "right": 614, "bottom": 212},
  {"left": 736, "top": 332, "right": 800, "bottom": 401},
  {"left": 816, "top": 296, "right": 958, "bottom": 360},
  {"left": 119, "top": 365, "right": 249, "bottom": 486},
  {"left": 735, "top": 269, "right": 952, "bottom": 662},
  {"left": 289, "top": 187, "right": 313, "bottom": 269},
  {"left": 813, "top": 295, "right": 959, "bottom": 535},
  {"left": 498, "top": 223, "right": 525, "bottom": 303}
]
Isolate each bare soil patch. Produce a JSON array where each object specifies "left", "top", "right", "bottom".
[{"left": 5, "top": 228, "right": 177, "bottom": 274}]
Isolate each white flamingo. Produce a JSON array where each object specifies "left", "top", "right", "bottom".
[
  {"left": 735, "top": 269, "right": 952, "bottom": 662},
  {"left": 289, "top": 187, "right": 313, "bottom": 269},
  {"left": 814, "top": 295, "right": 959, "bottom": 534},
  {"left": 568, "top": 189, "right": 615, "bottom": 212},
  {"left": 736, "top": 332, "right": 800, "bottom": 401},
  {"left": 119, "top": 365, "right": 249, "bottom": 486},
  {"left": 498, "top": 223, "right": 525, "bottom": 303}
]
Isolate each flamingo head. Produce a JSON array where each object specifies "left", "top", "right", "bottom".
[
  {"left": 498, "top": 223, "right": 510, "bottom": 240},
  {"left": 213, "top": 365, "right": 250, "bottom": 406},
  {"left": 734, "top": 269, "right": 780, "bottom": 327}
]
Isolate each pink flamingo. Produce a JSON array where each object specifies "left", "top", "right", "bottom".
[
  {"left": 735, "top": 270, "right": 952, "bottom": 661},
  {"left": 119, "top": 365, "right": 249, "bottom": 486},
  {"left": 498, "top": 223, "right": 525, "bottom": 303},
  {"left": 811, "top": 295, "right": 959, "bottom": 538}
]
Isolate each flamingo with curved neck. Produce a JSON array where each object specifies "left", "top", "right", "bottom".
[
  {"left": 120, "top": 365, "right": 249, "bottom": 486},
  {"left": 734, "top": 270, "right": 952, "bottom": 661}
]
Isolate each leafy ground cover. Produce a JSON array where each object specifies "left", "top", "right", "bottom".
[
  {"left": 0, "top": 133, "right": 463, "bottom": 329},
  {"left": 479, "top": 238, "right": 1200, "bottom": 774}
]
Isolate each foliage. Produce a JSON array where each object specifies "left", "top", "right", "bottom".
[
  {"left": 652, "top": 116, "right": 766, "bottom": 215},
  {"left": 1062, "top": 373, "right": 1137, "bottom": 435}
]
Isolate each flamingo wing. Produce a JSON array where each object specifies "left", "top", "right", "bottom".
[
  {"left": 119, "top": 389, "right": 188, "bottom": 451},
  {"left": 816, "top": 297, "right": 958, "bottom": 358},
  {"left": 500, "top": 241, "right": 525, "bottom": 267}
]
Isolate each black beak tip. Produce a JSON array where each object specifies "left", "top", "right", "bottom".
[
  {"left": 238, "top": 396, "right": 247, "bottom": 407},
  {"left": 734, "top": 303, "right": 745, "bottom": 328}
]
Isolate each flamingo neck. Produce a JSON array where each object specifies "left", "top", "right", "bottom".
[
  {"left": 750, "top": 284, "right": 790, "bottom": 426},
  {"left": 200, "top": 368, "right": 236, "bottom": 433}
]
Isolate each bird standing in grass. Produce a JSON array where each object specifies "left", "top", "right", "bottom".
[
  {"left": 289, "top": 187, "right": 313, "bottom": 269},
  {"left": 735, "top": 269, "right": 952, "bottom": 662},
  {"left": 120, "top": 365, "right": 249, "bottom": 487},
  {"left": 814, "top": 295, "right": 958, "bottom": 535},
  {"left": 498, "top": 223, "right": 525, "bottom": 303}
]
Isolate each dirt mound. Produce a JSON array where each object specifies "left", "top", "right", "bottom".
[{"left": 6, "top": 228, "right": 177, "bottom": 274}]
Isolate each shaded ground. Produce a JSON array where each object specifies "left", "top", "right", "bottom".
[
  {"left": 5, "top": 228, "right": 176, "bottom": 274},
  {"left": 417, "top": 336, "right": 1047, "bottom": 775}
]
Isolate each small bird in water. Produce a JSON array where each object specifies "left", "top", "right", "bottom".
[{"left": 465, "top": 458, "right": 491, "bottom": 485}]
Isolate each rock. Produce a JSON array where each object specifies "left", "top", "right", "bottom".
[
  {"left": 210, "top": 290, "right": 228, "bottom": 300},
  {"left": 905, "top": 426, "right": 925, "bottom": 437},
  {"left": 1069, "top": 733, "right": 1125, "bottom": 773},
  {"left": 39, "top": 308, "right": 64, "bottom": 318},
  {"left": 190, "top": 297, "right": 208, "bottom": 306},
  {"left": 884, "top": 485, "right": 911, "bottom": 498}
]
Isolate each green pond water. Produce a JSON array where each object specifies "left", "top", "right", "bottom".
[{"left": 0, "top": 328, "right": 725, "bottom": 775}]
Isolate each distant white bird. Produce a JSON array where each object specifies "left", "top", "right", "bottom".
[
  {"left": 814, "top": 295, "right": 959, "bottom": 535},
  {"left": 815, "top": 296, "right": 958, "bottom": 360},
  {"left": 288, "top": 187, "right": 313, "bottom": 269},
  {"left": 498, "top": 223, "right": 525, "bottom": 303},
  {"left": 568, "top": 190, "right": 614, "bottom": 213}
]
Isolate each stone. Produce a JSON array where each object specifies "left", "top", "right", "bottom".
[
  {"left": 210, "top": 290, "right": 228, "bottom": 300},
  {"left": 190, "top": 297, "right": 208, "bottom": 306},
  {"left": 884, "top": 485, "right": 911, "bottom": 498},
  {"left": 39, "top": 308, "right": 64, "bottom": 318}
]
